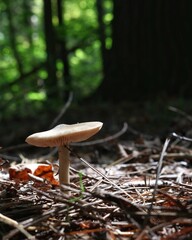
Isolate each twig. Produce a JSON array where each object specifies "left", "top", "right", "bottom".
[
  {"left": 72, "top": 122, "right": 128, "bottom": 146},
  {"left": 171, "top": 132, "right": 192, "bottom": 142},
  {"left": 107, "top": 150, "right": 141, "bottom": 167},
  {"left": 145, "top": 132, "right": 192, "bottom": 225},
  {"left": 168, "top": 106, "right": 192, "bottom": 122},
  {"left": 30, "top": 186, "right": 107, "bottom": 223},
  {"left": 156, "top": 189, "right": 186, "bottom": 210},
  {"left": 126, "top": 125, "right": 153, "bottom": 139},
  {"left": 0, "top": 122, "right": 128, "bottom": 157},
  {"left": 150, "top": 152, "right": 192, "bottom": 160},
  {"left": 5, "top": 207, "right": 66, "bottom": 240},
  {"left": 0, "top": 213, "right": 34, "bottom": 240},
  {"left": 0, "top": 144, "right": 30, "bottom": 153},
  {"left": 150, "top": 218, "right": 192, "bottom": 232},
  {"left": 0, "top": 154, "right": 20, "bottom": 162},
  {"left": 49, "top": 91, "right": 73, "bottom": 128},
  {"left": 66, "top": 145, "right": 135, "bottom": 200},
  {"left": 153, "top": 136, "right": 171, "bottom": 193},
  {"left": 92, "top": 189, "right": 143, "bottom": 228},
  {"left": 117, "top": 143, "right": 128, "bottom": 158},
  {"left": 144, "top": 136, "right": 171, "bottom": 225}
]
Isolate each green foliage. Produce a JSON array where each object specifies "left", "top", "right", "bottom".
[
  {"left": 63, "top": 0, "right": 102, "bottom": 98},
  {"left": 70, "top": 42, "right": 102, "bottom": 98},
  {"left": 0, "top": 0, "right": 113, "bottom": 119},
  {"left": 0, "top": 0, "right": 46, "bottom": 119},
  {"left": 69, "top": 172, "right": 85, "bottom": 203}
]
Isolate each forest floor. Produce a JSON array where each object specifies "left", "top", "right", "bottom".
[{"left": 0, "top": 100, "right": 192, "bottom": 239}]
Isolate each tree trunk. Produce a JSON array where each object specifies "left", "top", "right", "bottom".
[
  {"left": 5, "top": 0, "right": 24, "bottom": 76},
  {"left": 22, "top": 0, "right": 34, "bottom": 52},
  {"left": 56, "top": 0, "right": 71, "bottom": 100},
  {"left": 96, "top": 0, "right": 192, "bottom": 101},
  {"left": 96, "top": 0, "right": 107, "bottom": 70},
  {"left": 43, "top": 0, "right": 57, "bottom": 99}
]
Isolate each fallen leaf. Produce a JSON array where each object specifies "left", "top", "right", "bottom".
[
  {"left": 9, "top": 165, "right": 32, "bottom": 181},
  {"left": 9, "top": 163, "right": 59, "bottom": 185},
  {"left": 34, "top": 164, "right": 59, "bottom": 185}
]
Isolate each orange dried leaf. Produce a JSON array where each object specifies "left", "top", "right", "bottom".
[
  {"left": 34, "top": 165, "right": 59, "bottom": 185},
  {"left": 9, "top": 163, "right": 59, "bottom": 185},
  {"left": 9, "top": 165, "right": 32, "bottom": 181}
]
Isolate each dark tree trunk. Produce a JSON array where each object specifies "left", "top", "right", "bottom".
[
  {"left": 56, "top": 0, "right": 71, "bottom": 100},
  {"left": 97, "top": 0, "right": 192, "bottom": 101},
  {"left": 22, "top": 0, "right": 34, "bottom": 52},
  {"left": 5, "top": 0, "right": 24, "bottom": 76},
  {"left": 96, "top": 0, "right": 107, "bottom": 70},
  {"left": 43, "top": 0, "right": 57, "bottom": 99}
]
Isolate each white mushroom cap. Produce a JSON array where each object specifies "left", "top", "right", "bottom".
[{"left": 25, "top": 122, "right": 103, "bottom": 147}]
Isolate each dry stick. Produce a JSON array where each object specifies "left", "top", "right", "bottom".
[
  {"left": 117, "top": 143, "right": 129, "bottom": 158},
  {"left": 151, "top": 218, "right": 192, "bottom": 233},
  {"left": 136, "top": 216, "right": 192, "bottom": 240},
  {"left": 170, "top": 144, "right": 192, "bottom": 153},
  {"left": 91, "top": 189, "right": 143, "bottom": 229},
  {"left": 0, "top": 144, "right": 30, "bottom": 153},
  {"left": 144, "top": 136, "right": 171, "bottom": 226},
  {"left": 151, "top": 152, "right": 192, "bottom": 160},
  {"left": 1, "top": 93, "right": 72, "bottom": 155},
  {"left": 6, "top": 122, "right": 128, "bottom": 162},
  {"left": 4, "top": 207, "right": 69, "bottom": 240},
  {"left": 171, "top": 132, "right": 192, "bottom": 143},
  {"left": 90, "top": 151, "right": 140, "bottom": 192},
  {"left": 78, "top": 156, "right": 133, "bottom": 199},
  {"left": 168, "top": 106, "right": 192, "bottom": 122},
  {"left": 140, "top": 218, "right": 192, "bottom": 240},
  {"left": 0, "top": 159, "right": 9, "bottom": 167},
  {"left": 0, "top": 213, "right": 34, "bottom": 240},
  {"left": 144, "top": 132, "right": 192, "bottom": 227},
  {"left": 72, "top": 123, "right": 128, "bottom": 192},
  {"left": 108, "top": 150, "right": 141, "bottom": 167},
  {"left": 49, "top": 91, "right": 73, "bottom": 128},
  {"left": 1, "top": 120, "right": 127, "bottom": 158},
  {"left": 0, "top": 153, "right": 20, "bottom": 162},
  {"left": 173, "top": 181, "right": 192, "bottom": 190},
  {"left": 30, "top": 186, "right": 107, "bottom": 223},
  {"left": 66, "top": 145, "right": 135, "bottom": 200},
  {"left": 156, "top": 189, "right": 186, "bottom": 210},
  {"left": 125, "top": 210, "right": 192, "bottom": 218},
  {"left": 90, "top": 149, "right": 143, "bottom": 192},
  {"left": 0, "top": 122, "right": 127, "bottom": 156},
  {"left": 126, "top": 124, "right": 153, "bottom": 139},
  {"left": 72, "top": 122, "right": 128, "bottom": 146},
  {"left": 33, "top": 122, "right": 129, "bottom": 162}
]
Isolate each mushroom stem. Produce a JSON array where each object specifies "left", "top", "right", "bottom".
[{"left": 58, "top": 145, "right": 70, "bottom": 185}]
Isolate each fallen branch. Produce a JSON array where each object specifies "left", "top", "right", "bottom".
[
  {"left": 0, "top": 213, "right": 34, "bottom": 240},
  {"left": 49, "top": 92, "right": 73, "bottom": 128},
  {"left": 73, "top": 122, "right": 128, "bottom": 146}
]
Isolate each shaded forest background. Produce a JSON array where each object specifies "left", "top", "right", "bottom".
[{"left": 1, "top": 0, "right": 192, "bottom": 145}]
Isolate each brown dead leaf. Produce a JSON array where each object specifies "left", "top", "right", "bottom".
[
  {"left": 34, "top": 164, "right": 59, "bottom": 185},
  {"left": 9, "top": 165, "right": 32, "bottom": 181},
  {"left": 9, "top": 163, "right": 59, "bottom": 185}
]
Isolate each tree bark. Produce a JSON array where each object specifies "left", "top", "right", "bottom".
[
  {"left": 96, "top": 0, "right": 107, "bottom": 70},
  {"left": 56, "top": 0, "right": 71, "bottom": 100},
  {"left": 43, "top": 0, "right": 57, "bottom": 99},
  {"left": 5, "top": 0, "right": 24, "bottom": 76},
  {"left": 22, "top": 0, "right": 34, "bottom": 52},
  {"left": 96, "top": 0, "right": 192, "bottom": 101}
]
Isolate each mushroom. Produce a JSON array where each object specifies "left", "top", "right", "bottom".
[{"left": 25, "top": 122, "right": 103, "bottom": 186}]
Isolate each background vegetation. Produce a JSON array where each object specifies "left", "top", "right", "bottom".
[
  {"left": 1, "top": 0, "right": 112, "bottom": 119},
  {"left": 1, "top": 0, "right": 192, "bottom": 144}
]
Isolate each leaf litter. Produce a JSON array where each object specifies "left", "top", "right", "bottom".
[{"left": 1, "top": 109, "right": 192, "bottom": 239}]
